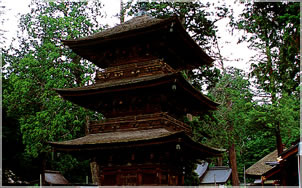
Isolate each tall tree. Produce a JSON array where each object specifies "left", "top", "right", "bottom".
[
  {"left": 194, "top": 67, "right": 253, "bottom": 185},
  {"left": 3, "top": 1, "right": 104, "bottom": 183},
  {"left": 233, "top": 2, "right": 300, "bottom": 99},
  {"left": 232, "top": 2, "right": 300, "bottom": 155}
]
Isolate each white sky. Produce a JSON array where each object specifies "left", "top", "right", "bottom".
[{"left": 1, "top": 0, "right": 256, "bottom": 71}]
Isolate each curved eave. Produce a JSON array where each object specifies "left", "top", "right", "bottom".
[
  {"left": 62, "top": 16, "right": 175, "bottom": 48},
  {"left": 171, "top": 19, "right": 214, "bottom": 66},
  {"left": 49, "top": 129, "right": 182, "bottom": 152},
  {"left": 49, "top": 129, "right": 224, "bottom": 157},
  {"left": 61, "top": 16, "right": 214, "bottom": 69},
  {"left": 55, "top": 73, "right": 174, "bottom": 96},
  {"left": 54, "top": 73, "right": 219, "bottom": 110},
  {"left": 175, "top": 75, "right": 219, "bottom": 110},
  {"left": 181, "top": 134, "right": 225, "bottom": 157}
]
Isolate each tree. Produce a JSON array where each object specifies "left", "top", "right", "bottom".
[
  {"left": 233, "top": 2, "right": 300, "bottom": 155},
  {"left": 201, "top": 67, "right": 253, "bottom": 185},
  {"left": 3, "top": 1, "right": 104, "bottom": 183},
  {"left": 187, "top": 68, "right": 253, "bottom": 185},
  {"left": 235, "top": 2, "right": 300, "bottom": 99},
  {"left": 190, "top": 66, "right": 299, "bottom": 184}
]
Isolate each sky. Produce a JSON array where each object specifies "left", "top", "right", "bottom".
[{"left": 1, "top": 0, "right": 256, "bottom": 72}]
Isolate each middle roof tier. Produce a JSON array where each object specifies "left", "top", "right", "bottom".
[{"left": 55, "top": 71, "right": 218, "bottom": 119}]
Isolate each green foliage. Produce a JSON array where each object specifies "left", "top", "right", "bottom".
[
  {"left": 49, "top": 154, "right": 91, "bottom": 183},
  {"left": 233, "top": 2, "right": 300, "bottom": 99},
  {"left": 247, "top": 92, "right": 300, "bottom": 146},
  {"left": 195, "top": 68, "right": 252, "bottom": 148},
  {"left": 183, "top": 162, "right": 200, "bottom": 185},
  {"left": 3, "top": 1, "right": 104, "bottom": 183},
  {"left": 190, "top": 67, "right": 299, "bottom": 182},
  {"left": 187, "top": 67, "right": 252, "bottom": 184},
  {"left": 3, "top": 1, "right": 300, "bottom": 185},
  {"left": 225, "top": 2, "right": 300, "bottom": 182}
]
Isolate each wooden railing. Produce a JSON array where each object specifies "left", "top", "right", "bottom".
[{"left": 89, "top": 112, "right": 192, "bottom": 135}]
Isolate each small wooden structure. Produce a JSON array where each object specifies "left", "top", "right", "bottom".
[
  {"left": 246, "top": 140, "right": 300, "bottom": 186},
  {"left": 50, "top": 15, "right": 223, "bottom": 186},
  {"left": 245, "top": 150, "right": 278, "bottom": 182},
  {"left": 263, "top": 141, "right": 299, "bottom": 186}
]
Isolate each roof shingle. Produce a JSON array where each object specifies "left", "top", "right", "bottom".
[{"left": 245, "top": 150, "right": 278, "bottom": 176}]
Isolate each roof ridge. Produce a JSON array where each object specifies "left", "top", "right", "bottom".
[{"left": 63, "top": 15, "right": 165, "bottom": 42}]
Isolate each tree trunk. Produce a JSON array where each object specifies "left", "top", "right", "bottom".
[
  {"left": 229, "top": 143, "right": 240, "bottom": 186},
  {"left": 85, "top": 115, "right": 90, "bottom": 135},
  {"left": 275, "top": 123, "right": 286, "bottom": 185},
  {"left": 40, "top": 152, "right": 46, "bottom": 185},
  {"left": 276, "top": 123, "right": 283, "bottom": 155}
]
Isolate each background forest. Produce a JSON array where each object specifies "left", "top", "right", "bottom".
[{"left": 1, "top": 0, "right": 300, "bottom": 185}]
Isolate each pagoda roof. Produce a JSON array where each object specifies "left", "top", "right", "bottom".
[
  {"left": 64, "top": 15, "right": 166, "bottom": 43},
  {"left": 62, "top": 15, "right": 214, "bottom": 69},
  {"left": 51, "top": 128, "right": 175, "bottom": 146},
  {"left": 54, "top": 72, "right": 219, "bottom": 111},
  {"left": 49, "top": 128, "right": 224, "bottom": 157},
  {"left": 56, "top": 73, "right": 171, "bottom": 93}
]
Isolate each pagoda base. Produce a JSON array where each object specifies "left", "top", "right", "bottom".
[
  {"left": 96, "top": 164, "right": 183, "bottom": 186},
  {"left": 50, "top": 117, "right": 224, "bottom": 185},
  {"left": 91, "top": 146, "right": 185, "bottom": 186}
]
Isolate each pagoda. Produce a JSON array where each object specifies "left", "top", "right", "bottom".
[{"left": 50, "top": 15, "right": 223, "bottom": 186}]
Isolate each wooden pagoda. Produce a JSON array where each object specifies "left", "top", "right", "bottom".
[{"left": 50, "top": 15, "right": 223, "bottom": 186}]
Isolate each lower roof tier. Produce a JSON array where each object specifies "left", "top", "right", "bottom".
[
  {"left": 49, "top": 127, "right": 224, "bottom": 158},
  {"left": 55, "top": 72, "right": 219, "bottom": 119}
]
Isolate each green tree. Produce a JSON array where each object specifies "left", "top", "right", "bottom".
[
  {"left": 234, "top": 2, "right": 299, "bottom": 99},
  {"left": 190, "top": 70, "right": 299, "bottom": 185},
  {"left": 189, "top": 67, "right": 253, "bottom": 185},
  {"left": 3, "top": 1, "right": 104, "bottom": 183},
  {"left": 233, "top": 2, "right": 300, "bottom": 155},
  {"left": 240, "top": 88, "right": 300, "bottom": 185}
]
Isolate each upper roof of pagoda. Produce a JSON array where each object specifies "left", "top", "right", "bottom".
[{"left": 62, "top": 15, "right": 214, "bottom": 70}]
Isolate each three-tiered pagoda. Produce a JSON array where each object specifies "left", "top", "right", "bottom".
[{"left": 50, "top": 15, "right": 223, "bottom": 186}]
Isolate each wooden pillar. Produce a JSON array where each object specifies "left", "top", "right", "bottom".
[
  {"left": 280, "top": 162, "right": 287, "bottom": 186},
  {"left": 156, "top": 167, "right": 161, "bottom": 185},
  {"left": 90, "top": 158, "right": 101, "bottom": 185},
  {"left": 137, "top": 168, "right": 142, "bottom": 185},
  {"left": 40, "top": 152, "right": 46, "bottom": 186},
  {"left": 217, "top": 156, "right": 223, "bottom": 166},
  {"left": 117, "top": 169, "right": 121, "bottom": 185}
]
